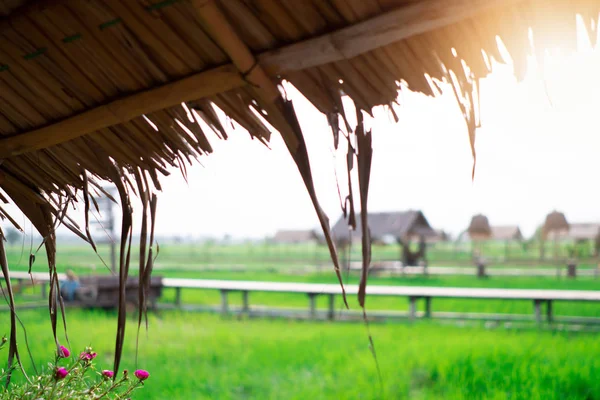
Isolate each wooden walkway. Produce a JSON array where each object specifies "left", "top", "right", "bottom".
[
  {"left": 161, "top": 278, "right": 600, "bottom": 324},
  {"left": 8, "top": 272, "right": 600, "bottom": 325}
]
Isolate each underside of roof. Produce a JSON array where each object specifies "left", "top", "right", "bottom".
[{"left": 0, "top": 0, "right": 598, "bottom": 378}]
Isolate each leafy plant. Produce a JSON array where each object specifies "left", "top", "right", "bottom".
[{"left": 0, "top": 341, "right": 149, "bottom": 399}]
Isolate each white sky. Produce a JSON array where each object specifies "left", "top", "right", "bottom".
[
  {"left": 4, "top": 34, "right": 600, "bottom": 242},
  {"left": 150, "top": 43, "right": 600, "bottom": 240}
]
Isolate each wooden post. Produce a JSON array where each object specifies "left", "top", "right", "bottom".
[
  {"left": 220, "top": 290, "right": 229, "bottom": 314},
  {"left": 567, "top": 260, "right": 577, "bottom": 278},
  {"left": 327, "top": 294, "right": 335, "bottom": 321},
  {"left": 420, "top": 260, "right": 428, "bottom": 277},
  {"left": 409, "top": 296, "right": 417, "bottom": 320},
  {"left": 546, "top": 300, "right": 553, "bottom": 323},
  {"left": 174, "top": 287, "right": 182, "bottom": 307},
  {"left": 476, "top": 261, "right": 486, "bottom": 279},
  {"left": 424, "top": 297, "right": 432, "bottom": 318},
  {"left": 242, "top": 291, "right": 250, "bottom": 314},
  {"left": 534, "top": 299, "right": 542, "bottom": 324},
  {"left": 40, "top": 282, "right": 47, "bottom": 299},
  {"left": 308, "top": 293, "right": 317, "bottom": 319}
]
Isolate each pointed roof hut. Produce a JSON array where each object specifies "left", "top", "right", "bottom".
[
  {"left": 467, "top": 214, "right": 492, "bottom": 241},
  {"left": 332, "top": 210, "right": 435, "bottom": 245},
  {"left": 273, "top": 229, "right": 320, "bottom": 244},
  {"left": 491, "top": 226, "right": 523, "bottom": 242},
  {"left": 542, "top": 211, "right": 570, "bottom": 240},
  {"left": 0, "top": 0, "right": 596, "bottom": 373}
]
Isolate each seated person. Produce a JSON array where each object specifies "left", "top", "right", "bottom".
[{"left": 60, "top": 270, "right": 81, "bottom": 302}]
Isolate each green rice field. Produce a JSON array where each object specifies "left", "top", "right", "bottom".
[
  {"left": 3, "top": 310, "right": 600, "bottom": 399},
  {"left": 3, "top": 243, "right": 600, "bottom": 399},
  {"left": 3, "top": 240, "right": 598, "bottom": 273}
]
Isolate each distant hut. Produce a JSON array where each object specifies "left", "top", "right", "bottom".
[
  {"left": 332, "top": 211, "right": 436, "bottom": 266},
  {"left": 491, "top": 226, "right": 523, "bottom": 242},
  {"left": 427, "top": 229, "right": 450, "bottom": 245},
  {"left": 563, "top": 223, "right": 600, "bottom": 257},
  {"left": 491, "top": 225, "right": 523, "bottom": 260},
  {"left": 542, "top": 211, "right": 569, "bottom": 240},
  {"left": 541, "top": 211, "right": 569, "bottom": 260},
  {"left": 467, "top": 214, "right": 492, "bottom": 241},
  {"left": 273, "top": 229, "right": 320, "bottom": 245}
]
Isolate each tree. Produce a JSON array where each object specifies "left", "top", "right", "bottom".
[{"left": 5, "top": 227, "right": 20, "bottom": 246}]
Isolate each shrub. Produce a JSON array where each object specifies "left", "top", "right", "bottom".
[{"left": 0, "top": 338, "right": 148, "bottom": 399}]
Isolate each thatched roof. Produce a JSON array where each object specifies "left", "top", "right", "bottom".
[
  {"left": 0, "top": 0, "right": 597, "bottom": 376},
  {"left": 427, "top": 229, "right": 450, "bottom": 244},
  {"left": 543, "top": 210, "right": 570, "bottom": 239},
  {"left": 553, "top": 223, "right": 600, "bottom": 242},
  {"left": 273, "top": 229, "right": 320, "bottom": 244},
  {"left": 467, "top": 214, "right": 492, "bottom": 240},
  {"left": 332, "top": 210, "right": 435, "bottom": 243},
  {"left": 491, "top": 225, "right": 523, "bottom": 241},
  {"left": 567, "top": 223, "right": 600, "bottom": 241}
]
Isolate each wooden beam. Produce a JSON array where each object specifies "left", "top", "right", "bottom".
[
  {"left": 259, "top": 0, "right": 522, "bottom": 74},
  {"left": 0, "top": 65, "right": 244, "bottom": 158},
  {"left": 191, "top": 0, "right": 298, "bottom": 150},
  {"left": 0, "top": 0, "right": 520, "bottom": 156}
]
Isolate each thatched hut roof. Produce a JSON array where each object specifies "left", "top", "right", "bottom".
[
  {"left": 467, "top": 214, "right": 492, "bottom": 240},
  {"left": 551, "top": 223, "right": 600, "bottom": 242},
  {"left": 491, "top": 225, "right": 523, "bottom": 241},
  {"left": 273, "top": 229, "right": 320, "bottom": 244},
  {"left": 543, "top": 211, "right": 570, "bottom": 240},
  {"left": 332, "top": 210, "right": 435, "bottom": 244},
  {"left": 0, "top": 0, "right": 597, "bottom": 374}
]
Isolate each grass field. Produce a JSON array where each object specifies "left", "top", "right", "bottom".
[
  {"left": 4, "top": 240, "right": 598, "bottom": 273},
  {"left": 11, "top": 272, "right": 600, "bottom": 319},
  {"left": 3, "top": 310, "right": 600, "bottom": 399},
  {"left": 3, "top": 244, "right": 600, "bottom": 398}
]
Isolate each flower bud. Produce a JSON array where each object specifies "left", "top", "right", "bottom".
[
  {"left": 134, "top": 369, "right": 150, "bottom": 381},
  {"left": 55, "top": 367, "right": 69, "bottom": 380},
  {"left": 58, "top": 345, "right": 70, "bottom": 358}
]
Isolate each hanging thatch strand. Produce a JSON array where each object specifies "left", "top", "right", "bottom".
[{"left": 0, "top": 0, "right": 597, "bottom": 377}]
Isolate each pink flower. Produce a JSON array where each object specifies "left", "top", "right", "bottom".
[
  {"left": 79, "top": 351, "right": 97, "bottom": 361},
  {"left": 134, "top": 369, "right": 150, "bottom": 381},
  {"left": 58, "top": 345, "right": 70, "bottom": 358},
  {"left": 55, "top": 367, "right": 69, "bottom": 380},
  {"left": 102, "top": 370, "right": 114, "bottom": 379}
]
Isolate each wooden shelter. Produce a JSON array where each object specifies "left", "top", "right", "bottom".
[
  {"left": 332, "top": 210, "right": 435, "bottom": 265},
  {"left": 273, "top": 229, "right": 320, "bottom": 244},
  {"left": 542, "top": 211, "right": 570, "bottom": 240},
  {"left": 467, "top": 214, "right": 492, "bottom": 241},
  {"left": 0, "top": 0, "right": 597, "bottom": 376},
  {"left": 554, "top": 223, "right": 600, "bottom": 256},
  {"left": 491, "top": 225, "right": 523, "bottom": 261},
  {"left": 491, "top": 226, "right": 523, "bottom": 241},
  {"left": 332, "top": 210, "right": 435, "bottom": 244},
  {"left": 541, "top": 210, "right": 570, "bottom": 260}
]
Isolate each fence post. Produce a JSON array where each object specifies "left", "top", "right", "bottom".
[
  {"left": 242, "top": 290, "right": 250, "bottom": 314},
  {"left": 409, "top": 297, "right": 417, "bottom": 320},
  {"left": 174, "top": 287, "right": 182, "bottom": 307},
  {"left": 534, "top": 299, "right": 542, "bottom": 324},
  {"left": 424, "top": 297, "right": 432, "bottom": 318},
  {"left": 308, "top": 293, "right": 317, "bottom": 319},
  {"left": 476, "top": 260, "right": 487, "bottom": 279},
  {"left": 327, "top": 294, "right": 335, "bottom": 321},
  {"left": 567, "top": 260, "right": 577, "bottom": 278},
  {"left": 546, "top": 300, "right": 553, "bottom": 323},
  {"left": 41, "top": 282, "right": 47, "bottom": 299},
  {"left": 220, "top": 290, "right": 229, "bottom": 314}
]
